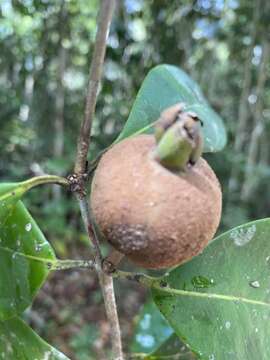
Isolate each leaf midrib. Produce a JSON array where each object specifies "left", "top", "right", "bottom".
[
  {"left": 153, "top": 284, "right": 270, "bottom": 307},
  {"left": 0, "top": 245, "right": 55, "bottom": 264}
]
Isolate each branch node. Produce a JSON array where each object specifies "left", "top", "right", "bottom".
[
  {"left": 102, "top": 259, "right": 117, "bottom": 274},
  {"left": 67, "top": 173, "right": 87, "bottom": 197}
]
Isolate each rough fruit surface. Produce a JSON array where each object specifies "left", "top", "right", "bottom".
[{"left": 91, "top": 135, "right": 222, "bottom": 269}]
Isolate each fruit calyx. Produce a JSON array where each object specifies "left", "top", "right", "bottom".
[{"left": 154, "top": 103, "right": 203, "bottom": 172}]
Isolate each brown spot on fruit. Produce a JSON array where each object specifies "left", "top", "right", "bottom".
[{"left": 91, "top": 135, "right": 222, "bottom": 269}]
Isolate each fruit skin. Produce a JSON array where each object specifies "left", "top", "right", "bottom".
[{"left": 91, "top": 135, "right": 222, "bottom": 269}]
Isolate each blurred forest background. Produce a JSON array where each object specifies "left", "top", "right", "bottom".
[{"left": 1, "top": 0, "right": 270, "bottom": 359}]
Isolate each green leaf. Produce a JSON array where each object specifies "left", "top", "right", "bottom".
[
  {"left": 115, "top": 64, "right": 226, "bottom": 152},
  {"left": 150, "top": 333, "right": 196, "bottom": 359},
  {"left": 131, "top": 300, "right": 196, "bottom": 359},
  {"left": 0, "top": 176, "right": 68, "bottom": 226},
  {"left": 0, "top": 200, "right": 56, "bottom": 320},
  {"left": 152, "top": 219, "right": 270, "bottom": 360},
  {"left": 131, "top": 300, "right": 173, "bottom": 354},
  {"left": 0, "top": 176, "right": 68, "bottom": 320},
  {"left": 0, "top": 316, "right": 70, "bottom": 359},
  {"left": 0, "top": 183, "right": 27, "bottom": 225}
]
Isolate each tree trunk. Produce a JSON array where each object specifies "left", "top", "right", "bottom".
[
  {"left": 241, "top": 39, "right": 270, "bottom": 201},
  {"left": 228, "top": 1, "right": 260, "bottom": 194},
  {"left": 19, "top": 74, "right": 34, "bottom": 123}
]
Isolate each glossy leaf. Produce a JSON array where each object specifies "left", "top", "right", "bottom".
[
  {"left": 131, "top": 300, "right": 173, "bottom": 354},
  {"left": 115, "top": 64, "right": 226, "bottom": 152},
  {"left": 0, "top": 176, "right": 68, "bottom": 226},
  {"left": 0, "top": 183, "right": 27, "bottom": 225},
  {"left": 0, "top": 177, "right": 67, "bottom": 320},
  {"left": 131, "top": 300, "right": 196, "bottom": 359},
  {"left": 0, "top": 316, "right": 70, "bottom": 359},
  {"left": 152, "top": 219, "right": 270, "bottom": 360},
  {"left": 0, "top": 200, "right": 56, "bottom": 320},
  {"left": 150, "top": 333, "right": 196, "bottom": 359}
]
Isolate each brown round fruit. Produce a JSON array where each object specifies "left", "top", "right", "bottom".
[{"left": 91, "top": 135, "right": 222, "bottom": 269}]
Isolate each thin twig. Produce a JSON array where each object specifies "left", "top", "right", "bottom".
[
  {"left": 72, "top": 1, "right": 124, "bottom": 359},
  {"left": 99, "top": 272, "right": 123, "bottom": 360},
  {"left": 76, "top": 194, "right": 103, "bottom": 263},
  {"left": 77, "top": 195, "right": 124, "bottom": 359},
  {"left": 74, "top": 0, "right": 116, "bottom": 175}
]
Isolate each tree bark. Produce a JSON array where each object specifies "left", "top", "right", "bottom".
[
  {"left": 241, "top": 39, "right": 270, "bottom": 200},
  {"left": 228, "top": 1, "right": 260, "bottom": 193}
]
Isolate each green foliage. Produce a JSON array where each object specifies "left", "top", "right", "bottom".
[
  {"left": 116, "top": 65, "right": 227, "bottom": 153},
  {"left": 150, "top": 333, "right": 195, "bottom": 359},
  {"left": 1, "top": 0, "right": 268, "bottom": 235},
  {"left": 0, "top": 179, "right": 58, "bottom": 319},
  {"left": 1, "top": 0, "right": 270, "bottom": 358},
  {"left": 152, "top": 219, "right": 270, "bottom": 359},
  {"left": 131, "top": 300, "right": 196, "bottom": 359},
  {"left": 0, "top": 200, "right": 55, "bottom": 320},
  {"left": 0, "top": 317, "right": 69, "bottom": 359},
  {"left": 131, "top": 300, "right": 173, "bottom": 354}
]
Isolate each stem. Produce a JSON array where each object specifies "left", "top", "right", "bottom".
[
  {"left": 72, "top": 1, "right": 123, "bottom": 359},
  {"left": 74, "top": 0, "right": 116, "bottom": 175},
  {"left": 77, "top": 194, "right": 124, "bottom": 359},
  {"left": 50, "top": 259, "right": 95, "bottom": 271},
  {"left": 76, "top": 195, "right": 103, "bottom": 263},
  {"left": 112, "top": 270, "right": 162, "bottom": 288},
  {"left": 21, "top": 175, "right": 69, "bottom": 190},
  {"left": 99, "top": 272, "right": 123, "bottom": 360}
]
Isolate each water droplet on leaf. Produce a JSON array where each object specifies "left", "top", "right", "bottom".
[
  {"left": 249, "top": 280, "right": 260, "bottom": 288},
  {"left": 35, "top": 244, "right": 42, "bottom": 252},
  {"left": 25, "top": 223, "right": 32, "bottom": 232},
  {"left": 230, "top": 224, "right": 256, "bottom": 246},
  {"left": 225, "top": 321, "right": 231, "bottom": 329}
]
